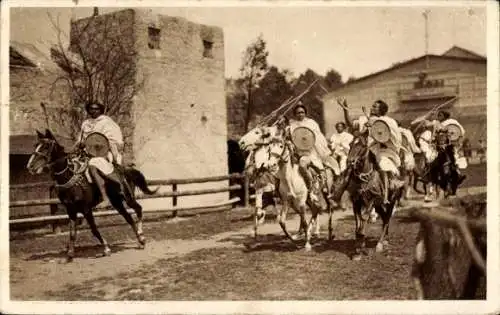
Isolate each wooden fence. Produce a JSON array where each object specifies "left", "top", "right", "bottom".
[{"left": 9, "top": 173, "right": 256, "bottom": 230}]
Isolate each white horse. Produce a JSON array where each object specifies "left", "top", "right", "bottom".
[
  {"left": 240, "top": 125, "right": 305, "bottom": 239},
  {"left": 240, "top": 125, "right": 327, "bottom": 251},
  {"left": 265, "top": 137, "right": 326, "bottom": 251}
]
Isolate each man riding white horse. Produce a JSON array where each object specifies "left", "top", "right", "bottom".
[
  {"left": 73, "top": 101, "right": 127, "bottom": 207},
  {"left": 329, "top": 121, "right": 354, "bottom": 174},
  {"left": 288, "top": 104, "right": 339, "bottom": 201},
  {"left": 398, "top": 121, "right": 421, "bottom": 171},
  {"left": 411, "top": 109, "right": 467, "bottom": 184},
  {"left": 338, "top": 98, "right": 405, "bottom": 205}
]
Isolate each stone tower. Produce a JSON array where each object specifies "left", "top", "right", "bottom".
[{"left": 70, "top": 9, "right": 228, "bottom": 207}]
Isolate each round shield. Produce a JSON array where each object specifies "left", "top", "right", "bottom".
[
  {"left": 292, "top": 127, "right": 316, "bottom": 153},
  {"left": 446, "top": 123, "right": 462, "bottom": 141},
  {"left": 84, "top": 132, "right": 110, "bottom": 158},
  {"left": 370, "top": 120, "right": 391, "bottom": 143}
]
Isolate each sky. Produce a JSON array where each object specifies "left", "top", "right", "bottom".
[{"left": 10, "top": 4, "right": 487, "bottom": 82}]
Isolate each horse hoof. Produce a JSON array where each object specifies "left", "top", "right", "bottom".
[
  {"left": 382, "top": 240, "right": 389, "bottom": 246},
  {"left": 103, "top": 248, "right": 111, "bottom": 256},
  {"left": 375, "top": 242, "right": 384, "bottom": 253},
  {"left": 66, "top": 256, "right": 74, "bottom": 263},
  {"left": 138, "top": 235, "right": 146, "bottom": 245},
  {"left": 352, "top": 254, "right": 362, "bottom": 261},
  {"left": 305, "top": 243, "right": 312, "bottom": 251}
]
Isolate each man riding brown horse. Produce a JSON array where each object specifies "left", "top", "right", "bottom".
[
  {"left": 72, "top": 101, "right": 129, "bottom": 208},
  {"left": 335, "top": 98, "right": 405, "bottom": 206}
]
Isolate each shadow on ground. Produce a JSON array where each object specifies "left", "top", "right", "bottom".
[{"left": 25, "top": 242, "right": 134, "bottom": 261}]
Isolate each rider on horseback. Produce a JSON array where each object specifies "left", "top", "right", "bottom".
[
  {"left": 338, "top": 98, "right": 405, "bottom": 205},
  {"left": 398, "top": 122, "right": 421, "bottom": 171},
  {"left": 289, "top": 104, "right": 338, "bottom": 200},
  {"left": 73, "top": 101, "right": 127, "bottom": 207},
  {"left": 411, "top": 110, "right": 467, "bottom": 184},
  {"left": 329, "top": 122, "right": 354, "bottom": 174}
]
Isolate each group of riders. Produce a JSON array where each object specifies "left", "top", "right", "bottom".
[
  {"left": 75, "top": 96, "right": 467, "bottom": 211},
  {"left": 258, "top": 97, "right": 468, "bottom": 208}
]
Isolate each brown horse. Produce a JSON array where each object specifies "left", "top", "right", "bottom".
[
  {"left": 26, "top": 129, "right": 158, "bottom": 262},
  {"left": 412, "top": 130, "right": 464, "bottom": 201},
  {"left": 343, "top": 133, "right": 404, "bottom": 260}
]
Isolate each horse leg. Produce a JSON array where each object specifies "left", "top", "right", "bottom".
[
  {"left": 252, "top": 189, "right": 264, "bottom": 239},
  {"left": 278, "top": 200, "right": 297, "bottom": 245},
  {"left": 123, "top": 196, "right": 146, "bottom": 248},
  {"left": 301, "top": 204, "right": 312, "bottom": 251},
  {"left": 375, "top": 204, "right": 393, "bottom": 253},
  {"left": 66, "top": 211, "right": 78, "bottom": 262},
  {"left": 311, "top": 211, "right": 321, "bottom": 238},
  {"left": 328, "top": 202, "right": 335, "bottom": 241},
  {"left": 405, "top": 173, "right": 413, "bottom": 200},
  {"left": 84, "top": 209, "right": 111, "bottom": 256},
  {"left": 424, "top": 183, "right": 433, "bottom": 202},
  {"left": 352, "top": 200, "right": 366, "bottom": 261},
  {"left": 109, "top": 195, "right": 143, "bottom": 249}
]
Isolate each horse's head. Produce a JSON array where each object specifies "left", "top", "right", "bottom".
[
  {"left": 247, "top": 138, "right": 288, "bottom": 176},
  {"left": 435, "top": 129, "right": 450, "bottom": 147},
  {"left": 346, "top": 133, "right": 369, "bottom": 171},
  {"left": 239, "top": 125, "right": 279, "bottom": 152},
  {"left": 26, "top": 129, "right": 65, "bottom": 175}
]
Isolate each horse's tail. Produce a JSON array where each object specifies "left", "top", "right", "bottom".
[{"left": 124, "top": 167, "right": 159, "bottom": 195}]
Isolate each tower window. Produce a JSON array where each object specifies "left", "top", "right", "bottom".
[
  {"left": 203, "top": 40, "right": 213, "bottom": 58},
  {"left": 148, "top": 27, "right": 161, "bottom": 50}
]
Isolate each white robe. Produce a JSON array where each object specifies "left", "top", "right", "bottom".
[
  {"left": 79, "top": 114, "right": 124, "bottom": 166},
  {"left": 289, "top": 117, "right": 332, "bottom": 171},
  {"left": 330, "top": 131, "right": 354, "bottom": 173},
  {"left": 355, "top": 115, "right": 402, "bottom": 175}
]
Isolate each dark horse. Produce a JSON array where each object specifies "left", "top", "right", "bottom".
[
  {"left": 26, "top": 129, "right": 158, "bottom": 262},
  {"left": 412, "top": 130, "right": 463, "bottom": 201},
  {"left": 343, "top": 133, "right": 404, "bottom": 260}
]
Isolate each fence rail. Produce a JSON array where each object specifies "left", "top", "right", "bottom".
[{"left": 9, "top": 173, "right": 254, "bottom": 230}]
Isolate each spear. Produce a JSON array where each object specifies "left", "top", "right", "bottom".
[
  {"left": 40, "top": 102, "right": 51, "bottom": 130},
  {"left": 270, "top": 78, "right": 320, "bottom": 126}
]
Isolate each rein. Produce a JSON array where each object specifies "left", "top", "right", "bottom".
[
  {"left": 36, "top": 139, "right": 87, "bottom": 190},
  {"left": 350, "top": 142, "right": 374, "bottom": 183}
]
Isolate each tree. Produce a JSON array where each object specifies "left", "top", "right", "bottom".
[
  {"left": 46, "top": 11, "right": 144, "bottom": 160},
  {"left": 292, "top": 69, "right": 327, "bottom": 132},
  {"left": 253, "top": 66, "right": 293, "bottom": 118},
  {"left": 346, "top": 76, "right": 357, "bottom": 83},
  {"left": 324, "top": 68, "right": 343, "bottom": 91},
  {"left": 239, "top": 34, "right": 269, "bottom": 131}
]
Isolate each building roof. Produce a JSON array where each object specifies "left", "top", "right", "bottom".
[
  {"left": 442, "top": 45, "right": 486, "bottom": 60},
  {"left": 331, "top": 46, "right": 486, "bottom": 92},
  {"left": 10, "top": 40, "right": 59, "bottom": 72}
]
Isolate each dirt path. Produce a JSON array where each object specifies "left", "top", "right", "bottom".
[{"left": 10, "top": 186, "right": 485, "bottom": 300}]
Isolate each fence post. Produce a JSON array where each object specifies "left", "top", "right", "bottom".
[
  {"left": 172, "top": 183, "right": 178, "bottom": 218},
  {"left": 244, "top": 174, "right": 250, "bottom": 208}
]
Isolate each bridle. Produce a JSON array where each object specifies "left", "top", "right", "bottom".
[
  {"left": 348, "top": 137, "right": 373, "bottom": 183},
  {"left": 31, "top": 139, "right": 69, "bottom": 175}
]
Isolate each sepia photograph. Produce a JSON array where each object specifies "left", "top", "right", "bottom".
[{"left": 1, "top": 0, "right": 499, "bottom": 314}]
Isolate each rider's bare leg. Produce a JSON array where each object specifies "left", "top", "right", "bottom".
[
  {"left": 89, "top": 166, "right": 112, "bottom": 207},
  {"left": 382, "top": 171, "right": 390, "bottom": 204}
]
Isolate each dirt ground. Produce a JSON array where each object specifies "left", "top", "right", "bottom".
[{"left": 9, "top": 185, "right": 486, "bottom": 301}]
